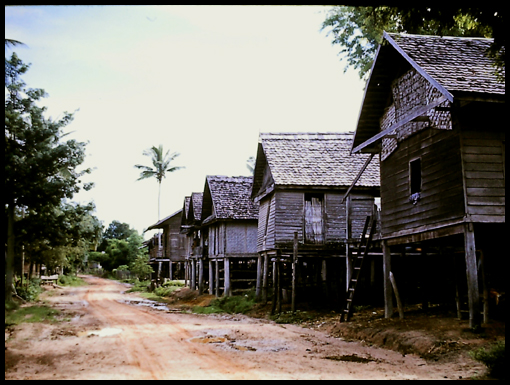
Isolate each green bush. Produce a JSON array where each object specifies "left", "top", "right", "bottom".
[
  {"left": 193, "top": 291, "right": 257, "bottom": 315},
  {"left": 469, "top": 341, "right": 505, "bottom": 379},
  {"left": 125, "top": 280, "right": 151, "bottom": 293},
  {"left": 16, "top": 279, "right": 43, "bottom": 302},
  {"left": 58, "top": 274, "right": 86, "bottom": 286},
  {"left": 162, "top": 280, "right": 185, "bottom": 288},
  {"left": 154, "top": 285, "right": 181, "bottom": 297}
]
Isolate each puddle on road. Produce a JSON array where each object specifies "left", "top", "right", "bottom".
[
  {"left": 189, "top": 336, "right": 227, "bottom": 344},
  {"left": 324, "top": 354, "right": 379, "bottom": 364},
  {"left": 116, "top": 298, "right": 168, "bottom": 311},
  {"left": 78, "top": 327, "right": 123, "bottom": 338}
]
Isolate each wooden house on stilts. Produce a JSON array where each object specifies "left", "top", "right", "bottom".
[
  {"left": 180, "top": 192, "right": 203, "bottom": 290},
  {"left": 146, "top": 209, "right": 186, "bottom": 282},
  {"left": 351, "top": 33, "right": 505, "bottom": 328},
  {"left": 198, "top": 176, "right": 259, "bottom": 297},
  {"left": 251, "top": 132, "right": 380, "bottom": 311}
]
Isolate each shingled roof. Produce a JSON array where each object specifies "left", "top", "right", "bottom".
[
  {"left": 353, "top": 32, "right": 505, "bottom": 153},
  {"left": 252, "top": 132, "right": 379, "bottom": 198},
  {"left": 202, "top": 176, "right": 259, "bottom": 225},
  {"left": 386, "top": 33, "right": 505, "bottom": 97}
]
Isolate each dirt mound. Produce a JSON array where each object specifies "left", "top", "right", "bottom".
[{"left": 165, "top": 287, "right": 216, "bottom": 308}]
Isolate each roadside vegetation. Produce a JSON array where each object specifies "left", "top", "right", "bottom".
[
  {"left": 469, "top": 341, "right": 505, "bottom": 380},
  {"left": 192, "top": 290, "right": 257, "bottom": 315}
]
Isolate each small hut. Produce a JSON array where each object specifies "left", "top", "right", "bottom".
[
  {"left": 180, "top": 192, "right": 203, "bottom": 290},
  {"left": 352, "top": 32, "right": 505, "bottom": 328},
  {"left": 198, "top": 175, "right": 259, "bottom": 296},
  {"left": 146, "top": 208, "right": 186, "bottom": 282},
  {"left": 251, "top": 132, "right": 380, "bottom": 308}
]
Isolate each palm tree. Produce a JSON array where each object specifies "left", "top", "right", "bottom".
[{"left": 134, "top": 145, "right": 184, "bottom": 221}]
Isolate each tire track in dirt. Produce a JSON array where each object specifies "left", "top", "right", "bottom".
[{"left": 81, "top": 276, "right": 252, "bottom": 380}]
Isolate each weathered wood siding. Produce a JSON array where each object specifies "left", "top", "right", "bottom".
[
  {"left": 380, "top": 128, "right": 465, "bottom": 237},
  {"left": 257, "top": 195, "right": 276, "bottom": 252},
  {"left": 225, "top": 222, "right": 258, "bottom": 255},
  {"left": 164, "top": 215, "right": 186, "bottom": 261},
  {"left": 275, "top": 191, "right": 304, "bottom": 245},
  {"left": 257, "top": 190, "right": 376, "bottom": 250},
  {"left": 461, "top": 129, "right": 505, "bottom": 223}
]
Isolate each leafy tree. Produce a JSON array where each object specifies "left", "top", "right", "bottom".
[
  {"left": 129, "top": 254, "right": 153, "bottom": 281},
  {"left": 321, "top": 6, "right": 505, "bottom": 80},
  {"left": 98, "top": 220, "right": 137, "bottom": 251},
  {"left": 5, "top": 53, "right": 92, "bottom": 303},
  {"left": 94, "top": 222, "right": 146, "bottom": 271},
  {"left": 134, "top": 145, "right": 184, "bottom": 221}
]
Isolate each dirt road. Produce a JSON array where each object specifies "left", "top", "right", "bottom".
[{"left": 5, "top": 276, "right": 486, "bottom": 380}]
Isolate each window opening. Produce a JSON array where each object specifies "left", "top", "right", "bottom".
[
  {"left": 409, "top": 158, "right": 422, "bottom": 204},
  {"left": 304, "top": 193, "right": 324, "bottom": 244}
]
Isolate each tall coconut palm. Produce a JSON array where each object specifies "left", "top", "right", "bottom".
[{"left": 135, "top": 145, "right": 184, "bottom": 221}]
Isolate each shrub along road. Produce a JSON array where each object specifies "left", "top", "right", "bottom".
[{"left": 5, "top": 276, "right": 487, "bottom": 380}]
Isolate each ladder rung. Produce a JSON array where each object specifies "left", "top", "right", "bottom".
[
  {"left": 354, "top": 267, "right": 361, "bottom": 270},
  {"left": 346, "top": 298, "right": 352, "bottom": 302}
]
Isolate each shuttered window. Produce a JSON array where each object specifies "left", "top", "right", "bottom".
[{"left": 304, "top": 193, "right": 324, "bottom": 244}]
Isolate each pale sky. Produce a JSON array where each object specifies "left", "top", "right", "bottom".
[{"left": 5, "top": 5, "right": 366, "bottom": 239}]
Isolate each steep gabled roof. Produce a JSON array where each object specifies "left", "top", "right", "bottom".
[
  {"left": 202, "top": 176, "right": 259, "bottom": 225},
  {"left": 147, "top": 208, "right": 183, "bottom": 231},
  {"left": 352, "top": 32, "right": 505, "bottom": 153},
  {"left": 252, "top": 132, "right": 379, "bottom": 199},
  {"left": 386, "top": 33, "right": 504, "bottom": 97}
]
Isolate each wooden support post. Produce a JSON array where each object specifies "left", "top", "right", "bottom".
[
  {"left": 389, "top": 271, "right": 404, "bottom": 319},
  {"left": 464, "top": 223, "right": 481, "bottom": 329},
  {"left": 256, "top": 254, "right": 263, "bottom": 301},
  {"left": 191, "top": 259, "right": 196, "bottom": 290},
  {"left": 345, "top": 195, "right": 353, "bottom": 291},
  {"left": 224, "top": 257, "right": 231, "bottom": 297},
  {"left": 215, "top": 259, "right": 220, "bottom": 297},
  {"left": 184, "top": 261, "right": 188, "bottom": 287},
  {"left": 262, "top": 252, "right": 269, "bottom": 304},
  {"left": 198, "top": 258, "right": 204, "bottom": 295},
  {"left": 479, "top": 250, "right": 489, "bottom": 324},
  {"left": 169, "top": 261, "right": 173, "bottom": 281},
  {"left": 209, "top": 260, "right": 214, "bottom": 294},
  {"left": 292, "top": 232, "right": 298, "bottom": 313},
  {"left": 382, "top": 240, "right": 393, "bottom": 318},
  {"left": 271, "top": 259, "right": 277, "bottom": 315},
  {"left": 276, "top": 259, "right": 282, "bottom": 314}
]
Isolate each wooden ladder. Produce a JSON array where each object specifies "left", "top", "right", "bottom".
[{"left": 340, "top": 215, "right": 377, "bottom": 322}]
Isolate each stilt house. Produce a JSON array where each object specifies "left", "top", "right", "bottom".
[
  {"left": 180, "top": 192, "right": 203, "bottom": 290},
  {"left": 197, "top": 176, "right": 259, "bottom": 297},
  {"left": 351, "top": 33, "right": 505, "bottom": 328},
  {"left": 146, "top": 208, "right": 186, "bottom": 281},
  {"left": 251, "top": 132, "right": 380, "bottom": 307}
]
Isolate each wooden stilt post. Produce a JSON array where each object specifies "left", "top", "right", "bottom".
[
  {"left": 169, "top": 260, "right": 173, "bottom": 281},
  {"left": 389, "top": 271, "right": 404, "bottom": 319},
  {"left": 276, "top": 259, "right": 282, "bottom": 314},
  {"left": 262, "top": 252, "right": 269, "bottom": 304},
  {"left": 464, "top": 223, "right": 481, "bottom": 329},
  {"left": 198, "top": 258, "right": 204, "bottom": 295},
  {"left": 209, "top": 260, "right": 214, "bottom": 294},
  {"left": 191, "top": 259, "right": 196, "bottom": 291},
  {"left": 224, "top": 257, "right": 231, "bottom": 297},
  {"left": 256, "top": 254, "right": 263, "bottom": 301},
  {"left": 382, "top": 240, "right": 393, "bottom": 318},
  {"left": 271, "top": 259, "right": 277, "bottom": 315},
  {"left": 215, "top": 259, "right": 220, "bottom": 297},
  {"left": 479, "top": 250, "right": 489, "bottom": 324},
  {"left": 292, "top": 232, "right": 298, "bottom": 313}
]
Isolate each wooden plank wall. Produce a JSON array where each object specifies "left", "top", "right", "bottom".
[
  {"left": 461, "top": 130, "right": 505, "bottom": 222},
  {"left": 257, "top": 195, "right": 276, "bottom": 252},
  {"left": 275, "top": 191, "right": 304, "bottom": 245},
  {"left": 225, "top": 222, "right": 258, "bottom": 255},
  {"left": 380, "top": 128, "right": 465, "bottom": 236}
]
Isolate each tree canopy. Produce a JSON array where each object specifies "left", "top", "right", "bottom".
[
  {"left": 321, "top": 6, "right": 505, "bottom": 80},
  {"left": 5, "top": 53, "right": 97, "bottom": 301}
]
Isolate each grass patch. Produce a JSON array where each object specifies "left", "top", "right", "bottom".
[
  {"left": 270, "top": 310, "right": 317, "bottom": 324},
  {"left": 125, "top": 280, "right": 151, "bottom": 293},
  {"left": 58, "top": 274, "right": 87, "bottom": 287},
  {"left": 192, "top": 291, "right": 257, "bottom": 315},
  {"left": 5, "top": 305, "right": 61, "bottom": 327},
  {"left": 469, "top": 341, "right": 505, "bottom": 379}
]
